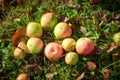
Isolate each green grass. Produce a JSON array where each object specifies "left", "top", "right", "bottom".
[{"left": 0, "top": 0, "right": 120, "bottom": 80}]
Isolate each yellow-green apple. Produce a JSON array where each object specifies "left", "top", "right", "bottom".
[
  {"left": 17, "top": 40, "right": 29, "bottom": 53},
  {"left": 61, "top": 38, "right": 76, "bottom": 52},
  {"left": 113, "top": 32, "right": 120, "bottom": 46},
  {"left": 26, "top": 22, "right": 43, "bottom": 37},
  {"left": 13, "top": 47, "right": 26, "bottom": 59},
  {"left": 16, "top": 73, "right": 30, "bottom": 80},
  {"left": 54, "top": 22, "right": 72, "bottom": 39},
  {"left": 40, "top": 12, "right": 58, "bottom": 30},
  {"left": 44, "top": 42, "right": 64, "bottom": 60},
  {"left": 76, "top": 38, "right": 95, "bottom": 56},
  {"left": 65, "top": 52, "right": 79, "bottom": 65},
  {"left": 27, "top": 38, "right": 44, "bottom": 54}
]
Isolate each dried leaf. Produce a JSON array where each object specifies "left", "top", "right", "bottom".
[
  {"left": 102, "top": 68, "right": 111, "bottom": 79},
  {"left": 92, "top": 16, "right": 97, "bottom": 25},
  {"left": 17, "top": 0, "right": 22, "bottom": 6},
  {"left": 12, "top": 28, "right": 26, "bottom": 47},
  {"left": 13, "top": 18, "right": 20, "bottom": 22},
  {"left": 45, "top": 72, "right": 57, "bottom": 80},
  {"left": 80, "top": 26, "right": 87, "bottom": 34},
  {"left": 26, "top": 65, "right": 42, "bottom": 75},
  {"left": 67, "top": 0, "right": 76, "bottom": 8},
  {"left": 76, "top": 72, "right": 85, "bottom": 80},
  {"left": 1, "top": 33, "right": 8, "bottom": 40},
  {"left": 106, "top": 42, "right": 118, "bottom": 53},
  {"left": 87, "top": 61, "right": 96, "bottom": 70},
  {"left": 2, "top": 0, "right": 10, "bottom": 13}
]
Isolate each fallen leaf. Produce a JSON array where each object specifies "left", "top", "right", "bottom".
[
  {"left": 106, "top": 42, "right": 118, "bottom": 53},
  {"left": 26, "top": 65, "right": 42, "bottom": 75},
  {"left": 67, "top": 0, "right": 76, "bottom": 8},
  {"left": 87, "top": 61, "right": 96, "bottom": 70},
  {"left": 45, "top": 72, "right": 57, "bottom": 80},
  {"left": 12, "top": 28, "right": 26, "bottom": 47},
  {"left": 102, "top": 68, "right": 111, "bottom": 79},
  {"left": 80, "top": 26, "right": 87, "bottom": 34},
  {"left": 13, "top": 18, "right": 20, "bottom": 22},
  {"left": 92, "top": 16, "right": 97, "bottom": 25},
  {"left": 76, "top": 72, "right": 85, "bottom": 80}
]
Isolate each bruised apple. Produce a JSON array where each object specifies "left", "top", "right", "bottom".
[
  {"left": 76, "top": 38, "right": 95, "bottom": 56},
  {"left": 16, "top": 73, "right": 30, "bottom": 80},
  {"left": 26, "top": 22, "right": 43, "bottom": 37},
  {"left": 44, "top": 42, "right": 64, "bottom": 60},
  {"left": 65, "top": 52, "right": 79, "bottom": 65},
  {"left": 27, "top": 38, "right": 44, "bottom": 54},
  {"left": 14, "top": 47, "right": 26, "bottom": 59},
  {"left": 62, "top": 38, "right": 76, "bottom": 52},
  {"left": 113, "top": 32, "right": 120, "bottom": 46},
  {"left": 54, "top": 22, "right": 72, "bottom": 39},
  {"left": 41, "top": 12, "right": 58, "bottom": 30}
]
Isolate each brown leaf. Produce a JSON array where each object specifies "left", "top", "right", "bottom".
[
  {"left": 76, "top": 72, "right": 85, "bottom": 80},
  {"left": 92, "top": 16, "right": 97, "bottom": 25},
  {"left": 67, "top": 0, "right": 76, "bottom": 8},
  {"left": 12, "top": 28, "right": 26, "bottom": 47},
  {"left": 1, "top": 0, "right": 10, "bottom": 13},
  {"left": 87, "top": 61, "right": 96, "bottom": 70},
  {"left": 26, "top": 65, "right": 42, "bottom": 75},
  {"left": 106, "top": 42, "right": 118, "bottom": 53},
  {"left": 1, "top": 33, "right": 8, "bottom": 40},
  {"left": 102, "top": 68, "right": 111, "bottom": 79}
]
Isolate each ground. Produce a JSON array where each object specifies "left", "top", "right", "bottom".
[{"left": 0, "top": 0, "right": 120, "bottom": 80}]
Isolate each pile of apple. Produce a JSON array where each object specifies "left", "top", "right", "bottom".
[{"left": 13, "top": 12, "right": 95, "bottom": 65}]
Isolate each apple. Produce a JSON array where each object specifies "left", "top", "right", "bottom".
[
  {"left": 17, "top": 40, "right": 29, "bottom": 53},
  {"left": 14, "top": 47, "right": 26, "bottom": 59},
  {"left": 40, "top": 12, "right": 58, "bottom": 30},
  {"left": 89, "top": 0, "right": 99, "bottom": 4},
  {"left": 16, "top": 73, "right": 30, "bottom": 80},
  {"left": 65, "top": 52, "right": 79, "bottom": 65},
  {"left": 113, "top": 32, "right": 120, "bottom": 46},
  {"left": 61, "top": 38, "right": 76, "bottom": 52},
  {"left": 44, "top": 42, "right": 64, "bottom": 60},
  {"left": 54, "top": 22, "right": 72, "bottom": 39},
  {"left": 76, "top": 38, "right": 95, "bottom": 56},
  {"left": 26, "top": 22, "right": 43, "bottom": 38},
  {"left": 27, "top": 38, "right": 44, "bottom": 54}
]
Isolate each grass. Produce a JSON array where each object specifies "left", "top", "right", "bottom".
[{"left": 0, "top": 0, "right": 120, "bottom": 80}]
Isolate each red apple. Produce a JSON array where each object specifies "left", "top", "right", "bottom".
[
  {"left": 65, "top": 52, "right": 79, "bottom": 65},
  {"left": 14, "top": 47, "right": 26, "bottom": 59},
  {"left": 26, "top": 22, "right": 43, "bottom": 37},
  {"left": 76, "top": 38, "right": 95, "bottom": 56},
  {"left": 90, "top": 0, "right": 99, "bottom": 4},
  {"left": 113, "top": 32, "right": 120, "bottom": 46},
  {"left": 54, "top": 22, "right": 72, "bottom": 39},
  {"left": 41, "top": 12, "right": 58, "bottom": 30},
  {"left": 16, "top": 73, "right": 30, "bottom": 80},
  {"left": 44, "top": 42, "right": 64, "bottom": 60},
  {"left": 27, "top": 38, "right": 44, "bottom": 54},
  {"left": 61, "top": 38, "right": 76, "bottom": 52}
]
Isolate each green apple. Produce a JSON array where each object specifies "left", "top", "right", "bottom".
[
  {"left": 62, "top": 38, "right": 76, "bottom": 52},
  {"left": 41, "top": 12, "right": 58, "bottom": 30},
  {"left": 27, "top": 38, "right": 44, "bottom": 54},
  {"left": 113, "top": 32, "right": 120, "bottom": 46},
  {"left": 54, "top": 22, "right": 72, "bottom": 39},
  {"left": 26, "top": 22, "right": 43, "bottom": 37},
  {"left": 65, "top": 52, "right": 79, "bottom": 65}
]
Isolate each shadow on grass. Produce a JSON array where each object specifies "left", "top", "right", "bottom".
[{"left": 99, "top": 0, "right": 120, "bottom": 12}]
